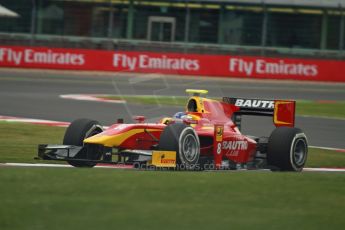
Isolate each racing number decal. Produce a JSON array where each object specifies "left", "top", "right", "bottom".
[
  {"left": 217, "top": 143, "right": 222, "bottom": 154},
  {"left": 215, "top": 125, "right": 224, "bottom": 155}
]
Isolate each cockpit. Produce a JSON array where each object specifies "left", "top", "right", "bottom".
[{"left": 187, "top": 98, "right": 198, "bottom": 112}]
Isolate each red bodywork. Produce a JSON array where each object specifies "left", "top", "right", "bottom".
[
  {"left": 86, "top": 96, "right": 295, "bottom": 167},
  {"left": 184, "top": 99, "right": 257, "bottom": 167}
]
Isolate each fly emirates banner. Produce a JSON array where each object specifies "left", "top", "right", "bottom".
[{"left": 0, "top": 45, "right": 344, "bottom": 82}]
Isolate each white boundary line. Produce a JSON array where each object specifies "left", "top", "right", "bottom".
[
  {"left": 310, "top": 145, "right": 345, "bottom": 152},
  {"left": 0, "top": 115, "right": 70, "bottom": 127},
  {"left": 298, "top": 114, "right": 345, "bottom": 121},
  {"left": 60, "top": 94, "right": 126, "bottom": 104},
  {"left": 1, "top": 163, "right": 132, "bottom": 169},
  {"left": 3, "top": 163, "right": 71, "bottom": 168},
  {"left": 1, "top": 163, "right": 345, "bottom": 172},
  {"left": 303, "top": 168, "right": 345, "bottom": 172}
]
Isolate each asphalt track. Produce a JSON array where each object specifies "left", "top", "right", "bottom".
[{"left": 0, "top": 68, "right": 344, "bottom": 149}]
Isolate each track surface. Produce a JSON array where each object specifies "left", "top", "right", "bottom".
[{"left": 0, "top": 68, "right": 344, "bottom": 148}]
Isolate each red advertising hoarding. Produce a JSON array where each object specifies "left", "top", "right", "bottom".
[{"left": 0, "top": 45, "right": 344, "bottom": 82}]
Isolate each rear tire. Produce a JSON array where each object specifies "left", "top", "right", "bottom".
[
  {"left": 63, "top": 118, "right": 103, "bottom": 167},
  {"left": 159, "top": 123, "right": 200, "bottom": 170},
  {"left": 267, "top": 127, "right": 308, "bottom": 172}
]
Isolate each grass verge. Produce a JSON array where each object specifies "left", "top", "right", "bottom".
[
  {"left": 100, "top": 95, "right": 345, "bottom": 119},
  {"left": 296, "top": 100, "right": 345, "bottom": 118},
  {"left": 0, "top": 168, "right": 344, "bottom": 230},
  {"left": 0, "top": 122, "right": 344, "bottom": 230},
  {"left": 0, "top": 121, "right": 65, "bottom": 164}
]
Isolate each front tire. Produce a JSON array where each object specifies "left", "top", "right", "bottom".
[
  {"left": 267, "top": 127, "right": 308, "bottom": 172},
  {"left": 63, "top": 118, "right": 103, "bottom": 167},
  {"left": 159, "top": 123, "right": 200, "bottom": 170}
]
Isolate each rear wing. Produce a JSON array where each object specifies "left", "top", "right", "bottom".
[{"left": 223, "top": 97, "right": 296, "bottom": 128}]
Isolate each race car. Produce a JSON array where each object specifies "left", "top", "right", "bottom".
[{"left": 38, "top": 89, "right": 308, "bottom": 171}]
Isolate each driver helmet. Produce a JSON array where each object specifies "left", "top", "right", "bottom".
[{"left": 173, "top": 112, "right": 186, "bottom": 119}]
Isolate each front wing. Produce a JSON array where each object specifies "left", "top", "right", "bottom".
[{"left": 38, "top": 144, "right": 177, "bottom": 167}]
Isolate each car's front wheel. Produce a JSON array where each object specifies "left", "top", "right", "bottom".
[
  {"left": 159, "top": 123, "right": 200, "bottom": 170},
  {"left": 63, "top": 118, "right": 103, "bottom": 167}
]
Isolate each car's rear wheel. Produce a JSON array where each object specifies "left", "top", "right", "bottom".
[
  {"left": 159, "top": 123, "right": 200, "bottom": 170},
  {"left": 63, "top": 118, "right": 103, "bottom": 167},
  {"left": 267, "top": 127, "right": 308, "bottom": 172}
]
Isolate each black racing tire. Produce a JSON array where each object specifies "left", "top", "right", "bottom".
[
  {"left": 267, "top": 127, "right": 308, "bottom": 172},
  {"left": 63, "top": 118, "right": 103, "bottom": 167},
  {"left": 158, "top": 123, "right": 200, "bottom": 170}
]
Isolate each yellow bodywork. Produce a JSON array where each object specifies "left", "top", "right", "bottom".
[
  {"left": 83, "top": 128, "right": 161, "bottom": 147},
  {"left": 186, "top": 96, "right": 216, "bottom": 114},
  {"left": 185, "top": 89, "right": 208, "bottom": 95},
  {"left": 215, "top": 125, "right": 224, "bottom": 142}
]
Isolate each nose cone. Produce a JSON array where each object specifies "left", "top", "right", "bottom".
[
  {"left": 83, "top": 124, "right": 128, "bottom": 147},
  {"left": 83, "top": 123, "right": 165, "bottom": 148},
  {"left": 83, "top": 134, "right": 115, "bottom": 147},
  {"left": 82, "top": 125, "right": 139, "bottom": 147}
]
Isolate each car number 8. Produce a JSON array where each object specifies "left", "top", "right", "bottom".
[{"left": 217, "top": 143, "right": 221, "bottom": 154}]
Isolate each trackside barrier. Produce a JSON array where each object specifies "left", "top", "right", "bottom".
[{"left": 0, "top": 45, "right": 344, "bottom": 82}]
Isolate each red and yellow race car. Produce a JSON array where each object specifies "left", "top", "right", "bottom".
[{"left": 38, "top": 89, "right": 308, "bottom": 171}]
